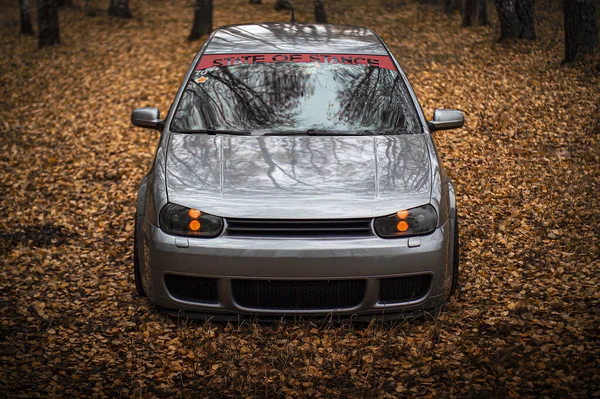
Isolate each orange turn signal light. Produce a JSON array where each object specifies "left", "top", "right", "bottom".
[
  {"left": 188, "top": 209, "right": 201, "bottom": 219},
  {"left": 396, "top": 220, "right": 409, "bottom": 232},
  {"left": 397, "top": 210, "right": 409, "bottom": 219},
  {"left": 189, "top": 220, "right": 201, "bottom": 231}
]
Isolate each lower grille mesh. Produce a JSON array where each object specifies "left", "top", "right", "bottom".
[
  {"left": 232, "top": 279, "right": 366, "bottom": 310},
  {"left": 165, "top": 274, "right": 218, "bottom": 303},
  {"left": 379, "top": 274, "right": 431, "bottom": 303}
]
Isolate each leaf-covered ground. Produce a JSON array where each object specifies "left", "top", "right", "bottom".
[{"left": 1, "top": 0, "right": 599, "bottom": 397}]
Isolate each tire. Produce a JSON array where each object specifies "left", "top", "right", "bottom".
[
  {"left": 133, "top": 213, "right": 146, "bottom": 297},
  {"left": 449, "top": 212, "right": 459, "bottom": 296}
]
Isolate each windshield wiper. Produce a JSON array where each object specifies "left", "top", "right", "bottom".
[
  {"left": 262, "top": 128, "right": 410, "bottom": 136},
  {"left": 262, "top": 131, "right": 303, "bottom": 136},
  {"left": 263, "top": 129, "right": 360, "bottom": 136},
  {"left": 187, "top": 129, "right": 252, "bottom": 136},
  {"left": 357, "top": 128, "right": 410, "bottom": 135},
  {"left": 306, "top": 129, "right": 357, "bottom": 136}
]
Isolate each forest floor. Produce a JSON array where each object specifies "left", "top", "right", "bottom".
[{"left": 1, "top": 0, "right": 599, "bottom": 397}]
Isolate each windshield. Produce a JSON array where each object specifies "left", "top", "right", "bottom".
[{"left": 170, "top": 53, "right": 422, "bottom": 135}]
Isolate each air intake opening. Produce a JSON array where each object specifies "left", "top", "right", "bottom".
[
  {"left": 165, "top": 274, "right": 218, "bottom": 304},
  {"left": 379, "top": 274, "right": 431, "bottom": 303},
  {"left": 232, "top": 279, "right": 366, "bottom": 310}
]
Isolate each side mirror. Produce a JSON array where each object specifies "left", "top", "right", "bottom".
[
  {"left": 131, "top": 107, "right": 164, "bottom": 131},
  {"left": 428, "top": 109, "right": 464, "bottom": 132}
]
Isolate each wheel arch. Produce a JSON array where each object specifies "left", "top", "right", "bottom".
[
  {"left": 448, "top": 180, "right": 457, "bottom": 220},
  {"left": 136, "top": 175, "right": 149, "bottom": 220}
]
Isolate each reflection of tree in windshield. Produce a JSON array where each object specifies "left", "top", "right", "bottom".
[
  {"left": 172, "top": 63, "right": 314, "bottom": 131},
  {"left": 170, "top": 63, "right": 420, "bottom": 134},
  {"left": 331, "top": 67, "right": 419, "bottom": 133}
]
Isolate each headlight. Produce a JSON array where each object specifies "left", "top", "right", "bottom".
[
  {"left": 374, "top": 205, "right": 437, "bottom": 238},
  {"left": 159, "top": 203, "right": 223, "bottom": 238}
]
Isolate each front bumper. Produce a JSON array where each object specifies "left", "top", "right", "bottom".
[{"left": 139, "top": 217, "right": 453, "bottom": 318}]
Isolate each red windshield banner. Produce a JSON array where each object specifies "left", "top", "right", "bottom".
[{"left": 196, "top": 53, "right": 397, "bottom": 71}]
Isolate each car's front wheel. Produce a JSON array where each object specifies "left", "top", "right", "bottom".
[
  {"left": 449, "top": 212, "right": 459, "bottom": 296},
  {"left": 133, "top": 213, "right": 146, "bottom": 297}
]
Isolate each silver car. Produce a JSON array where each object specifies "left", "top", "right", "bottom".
[{"left": 131, "top": 23, "right": 464, "bottom": 320}]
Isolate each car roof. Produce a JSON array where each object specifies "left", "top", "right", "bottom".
[{"left": 204, "top": 23, "right": 388, "bottom": 55}]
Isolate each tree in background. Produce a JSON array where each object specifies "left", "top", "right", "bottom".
[
  {"left": 268, "top": 0, "right": 326, "bottom": 22},
  {"left": 314, "top": 0, "right": 326, "bottom": 23},
  {"left": 108, "top": 0, "right": 131, "bottom": 18},
  {"left": 444, "top": 0, "right": 462, "bottom": 16},
  {"left": 249, "top": 0, "right": 261, "bottom": 3},
  {"left": 83, "top": 0, "right": 91, "bottom": 16},
  {"left": 563, "top": 0, "right": 598, "bottom": 63},
  {"left": 37, "top": 0, "right": 59, "bottom": 47},
  {"left": 274, "top": 0, "right": 293, "bottom": 11},
  {"left": 463, "top": 0, "right": 488, "bottom": 26},
  {"left": 57, "top": 0, "right": 72, "bottom": 6},
  {"left": 19, "top": 0, "right": 34, "bottom": 34},
  {"left": 189, "top": 0, "right": 213, "bottom": 41},
  {"left": 494, "top": 0, "right": 535, "bottom": 41},
  {"left": 515, "top": 0, "right": 535, "bottom": 39}
]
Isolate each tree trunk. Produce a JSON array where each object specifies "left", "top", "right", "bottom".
[
  {"left": 515, "top": 0, "right": 535, "bottom": 39},
  {"left": 249, "top": 0, "right": 261, "bottom": 3},
  {"left": 108, "top": 0, "right": 131, "bottom": 18},
  {"left": 20, "top": 0, "right": 34, "bottom": 35},
  {"left": 314, "top": 0, "right": 326, "bottom": 23},
  {"left": 37, "top": 0, "right": 59, "bottom": 48},
  {"left": 463, "top": 0, "right": 475, "bottom": 26},
  {"left": 563, "top": 0, "right": 599, "bottom": 63},
  {"left": 57, "top": 0, "right": 72, "bottom": 7},
  {"left": 494, "top": 0, "right": 535, "bottom": 41},
  {"left": 444, "top": 0, "right": 463, "bottom": 16},
  {"left": 463, "top": 0, "right": 488, "bottom": 26},
  {"left": 274, "top": 0, "right": 293, "bottom": 11},
  {"left": 494, "top": 0, "right": 521, "bottom": 40},
  {"left": 478, "top": 0, "right": 489, "bottom": 25},
  {"left": 189, "top": 0, "right": 213, "bottom": 41}
]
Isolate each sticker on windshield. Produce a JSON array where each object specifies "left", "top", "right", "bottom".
[
  {"left": 196, "top": 53, "right": 397, "bottom": 71},
  {"left": 196, "top": 76, "right": 208, "bottom": 84}
]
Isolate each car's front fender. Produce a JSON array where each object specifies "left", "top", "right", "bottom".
[
  {"left": 136, "top": 175, "right": 149, "bottom": 220},
  {"left": 448, "top": 180, "right": 456, "bottom": 220}
]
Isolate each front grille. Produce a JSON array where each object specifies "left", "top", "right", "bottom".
[
  {"left": 164, "top": 274, "right": 218, "bottom": 303},
  {"left": 225, "top": 218, "right": 373, "bottom": 238},
  {"left": 379, "top": 274, "right": 431, "bottom": 303},
  {"left": 232, "top": 279, "right": 366, "bottom": 310}
]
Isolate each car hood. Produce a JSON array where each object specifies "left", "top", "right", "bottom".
[{"left": 165, "top": 133, "right": 432, "bottom": 218}]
